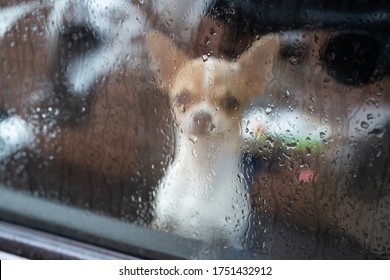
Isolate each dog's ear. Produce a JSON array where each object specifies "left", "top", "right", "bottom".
[
  {"left": 146, "top": 31, "right": 188, "bottom": 93},
  {"left": 236, "top": 34, "right": 279, "bottom": 101}
]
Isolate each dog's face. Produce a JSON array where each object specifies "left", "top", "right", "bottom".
[
  {"left": 146, "top": 31, "right": 279, "bottom": 139},
  {"left": 169, "top": 58, "right": 242, "bottom": 137}
]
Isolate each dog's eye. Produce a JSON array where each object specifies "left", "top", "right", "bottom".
[
  {"left": 220, "top": 95, "right": 240, "bottom": 112},
  {"left": 175, "top": 91, "right": 192, "bottom": 112},
  {"left": 176, "top": 91, "right": 192, "bottom": 105},
  {"left": 279, "top": 39, "right": 308, "bottom": 66},
  {"left": 324, "top": 32, "right": 383, "bottom": 86}
]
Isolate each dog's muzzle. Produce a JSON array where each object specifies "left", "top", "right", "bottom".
[{"left": 191, "top": 111, "right": 215, "bottom": 136}]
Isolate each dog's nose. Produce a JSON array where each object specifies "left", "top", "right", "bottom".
[
  {"left": 192, "top": 111, "right": 214, "bottom": 135},
  {"left": 193, "top": 111, "right": 212, "bottom": 125}
]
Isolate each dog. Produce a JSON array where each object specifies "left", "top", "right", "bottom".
[{"left": 146, "top": 31, "right": 279, "bottom": 248}]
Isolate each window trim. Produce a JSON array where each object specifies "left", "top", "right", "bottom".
[
  {"left": 0, "top": 220, "right": 134, "bottom": 259},
  {"left": 0, "top": 185, "right": 261, "bottom": 259}
]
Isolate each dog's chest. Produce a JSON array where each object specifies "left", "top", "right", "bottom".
[{"left": 154, "top": 137, "right": 250, "bottom": 241}]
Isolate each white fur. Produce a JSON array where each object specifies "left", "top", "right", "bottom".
[{"left": 154, "top": 132, "right": 250, "bottom": 247}]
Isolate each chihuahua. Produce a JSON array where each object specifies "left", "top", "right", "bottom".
[{"left": 146, "top": 31, "right": 279, "bottom": 248}]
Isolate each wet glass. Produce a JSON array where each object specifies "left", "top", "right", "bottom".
[{"left": 0, "top": 0, "right": 388, "bottom": 259}]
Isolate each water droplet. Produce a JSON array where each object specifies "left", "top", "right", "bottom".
[
  {"left": 286, "top": 142, "right": 297, "bottom": 149},
  {"left": 202, "top": 55, "right": 208, "bottom": 62},
  {"left": 265, "top": 107, "right": 272, "bottom": 114},
  {"left": 189, "top": 137, "right": 198, "bottom": 144},
  {"left": 237, "top": 173, "right": 245, "bottom": 183},
  {"left": 369, "top": 128, "right": 384, "bottom": 137},
  {"left": 209, "top": 28, "right": 217, "bottom": 36},
  {"left": 327, "top": 52, "right": 336, "bottom": 60},
  {"left": 361, "top": 121, "right": 369, "bottom": 129},
  {"left": 288, "top": 56, "right": 298, "bottom": 65}
]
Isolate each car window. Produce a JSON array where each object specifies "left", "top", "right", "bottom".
[{"left": 0, "top": 0, "right": 389, "bottom": 259}]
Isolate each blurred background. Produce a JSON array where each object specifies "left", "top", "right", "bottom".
[{"left": 0, "top": 0, "right": 389, "bottom": 259}]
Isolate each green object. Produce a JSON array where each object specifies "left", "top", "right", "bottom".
[
  {"left": 254, "top": 129, "right": 325, "bottom": 155},
  {"left": 242, "top": 109, "right": 330, "bottom": 156}
]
